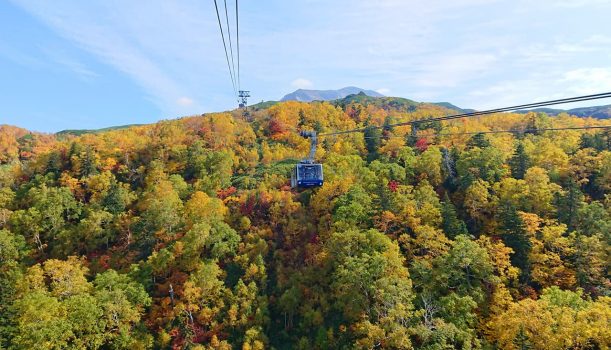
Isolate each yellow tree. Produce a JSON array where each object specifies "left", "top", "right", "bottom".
[
  {"left": 464, "top": 179, "right": 492, "bottom": 225},
  {"left": 529, "top": 221, "right": 576, "bottom": 289},
  {"left": 524, "top": 167, "right": 561, "bottom": 217},
  {"left": 491, "top": 288, "right": 611, "bottom": 349}
]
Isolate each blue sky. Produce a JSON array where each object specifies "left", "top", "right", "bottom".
[{"left": 2, "top": 0, "right": 611, "bottom": 132}]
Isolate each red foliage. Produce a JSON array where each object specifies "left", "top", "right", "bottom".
[
  {"left": 198, "top": 126, "right": 211, "bottom": 137},
  {"left": 19, "top": 151, "right": 33, "bottom": 160},
  {"left": 240, "top": 195, "right": 256, "bottom": 216},
  {"left": 268, "top": 118, "right": 285, "bottom": 135},
  {"left": 168, "top": 328, "right": 180, "bottom": 338},
  {"left": 190, "top": 324, "right": 207, "bottom": 344},
  {"left": 309, "top": 234, "right": 319, "bottom": 244},
  {"left": 169, "top": 328, "right": 184, "bottom": 350},
  {"left": 98, "top": 254, "right": 111, "bottom": 270},
  {"left": 388, "top": 180, "right": 399, "bottom": 192},
  {"left": 415, "top": 138, "right": 429, "bottom": 152},
  {"left": 520, "top": 285, "right": 539, "bottom": 300},
  {"left": 217, "top": 186, "right": 237, "bottom": 200},
  {"left": 347, "top": 106, "right": 358, "bottom": 119}
]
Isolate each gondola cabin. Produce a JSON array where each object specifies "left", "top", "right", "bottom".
[{"left": 291, "top": 162, "right": 323, "bottom": 188}]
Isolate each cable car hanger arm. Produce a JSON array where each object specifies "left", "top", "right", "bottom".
[{"left": 299, "top": 130, "right": 317, "bottom": 163}]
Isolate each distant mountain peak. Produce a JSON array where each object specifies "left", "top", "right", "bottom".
[{"left": 281, "top": 86, "right": 384, "bottom": 102}]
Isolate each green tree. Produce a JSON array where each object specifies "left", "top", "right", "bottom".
[
  {"left": 139, "top": 176, "right": 183, "bottom": 246},
  {"left": 467, "top": 132, "right": 491, "bottom": 149},
  {"left": 364, "top": 125, "right": 382, "bottom": 162},
  {"left": 92, "top": 270, "right": 152, "bottom": 348},
  {"left": 573, "top": 233, "right": 607, "bottom": 292},
  {"left": 513, "top": 326, "right": 533, "bottom": 350},
  {"left": 456, "top": 146, "right": 506, "bottom": 188},
  {"left": 414, "top": 180, "right": 442, "bottom": 227},
  {"left": 10, "top": 259, "right": 151, "bottom": 350},
  {"left": 325, "top": 229, "right": 414, "bottom": 349},
  {"left": 556, "top": 179, "right": 584, "bottom": 232},
  {"left": 382, "top": 115, "right": 395, "bottom": 141},
  {"left": 9, "top": 184, "right": 81, "bottom": 254},
  {"left": 45, "top": 151, "right": 63, "bottom": 177},
  {"left": 11, "top": 291, "right": 73, "bottom": 350},
  {"left": 204, "top": 221, "right": 241, "bottom": 260},
  {"left": 435, "top": 235, "right": 496, "bottom": 303},
  {"left": 410, "top": 235, "right": 493, "bottom": 349},
  {"left": 580, "top": 130, "right": 610, "bottom": 151},
  {"left": 0, "top": 229, "right": 26, "bottom": 348},
  {"left": 441, "top": 195, "right": 468, "bottom": 239},
  {"left": 509, "top": 142, "right": 530, "bottom": 180},
  {"left": 102, "top": 179, "right": 133, "bottom": 215},
  {"left": 186, "top": 141, "right": 234, "bottom": 194},
  {"left": 80, "top": 146, "right": 99, "bottom": 178},
  {"left": 498, "top": 202, "right": 531, "bottom": 283},
  {"left": 574, "top": 201, "right": 610, "bottom": 238},
  {"left": 333, "top": 185, "right": 373, "bottom": 230},
  {"left": 415, "top": 147, "right": 443, "bottom": 186}
]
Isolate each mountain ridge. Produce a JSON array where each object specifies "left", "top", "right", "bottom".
[
  {"left": 7, "top": 97, "right": 610, "bottom": 137},
  {"left": 515, "top": 104, "right": 611, "bottom": 119},
  {"left": 281, "top": 86, "right": 384, "bottom": 102}
]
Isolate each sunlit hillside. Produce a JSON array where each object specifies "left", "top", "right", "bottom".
[{"left": 0, "top": 97, "right": 609, "bottom": 349}]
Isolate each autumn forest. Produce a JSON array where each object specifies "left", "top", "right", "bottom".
[{"left": 0, "top": 96, "right": 610, "bottom": 349}]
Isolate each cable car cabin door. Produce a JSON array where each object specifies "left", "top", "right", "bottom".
[{"left": 292, "top": 163, "right": 323, "bottom": 188}]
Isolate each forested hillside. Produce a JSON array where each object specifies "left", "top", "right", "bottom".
[{"left": 0, "top": 98, "right": 610, "bottom": 349}]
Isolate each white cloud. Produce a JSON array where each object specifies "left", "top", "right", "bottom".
[
  {"left": 10, "top": 0, "right": 209, "bottom": 115},
  {"left": 177, "top": 97, "right": 194, "bottom": 106},
  {"left": 585, "top": 35, "right": 611, "bottom": 45},
  {"left": 561, "top": 68, "right": 611, "bottom": 95},
  {"left": 466, "top": 78, "right": 551, "bottom": 109},
  {"left": 291, "top": 78, "right": 314, "bottom": 89},
  {"left": 462, "top": 66, "right": 611, "bottom": 111},
  {"left": 413, "top": 53, "right": 498, "bottom": 88},
  {"left": 555, "top": 0, "right": 610, "bottom": 7},
  {"left": 376, "top": 88, "right": 391, "bottom": 95},
  {"left": 0, "top": 44, "right": 42, "bottom": 67},
  {"left": 7, "top": 0, "right": 611, "bottom": 114},
  {"left": 40, "top": 47, "right": 98, "bottom": 80}
]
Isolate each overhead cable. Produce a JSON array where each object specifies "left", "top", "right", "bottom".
[
  {"left": 319, "top": 92, "right": 611, "bottom": 137},
  {"left": 213, "top": 0, "right": 238, "bottom": 98}
]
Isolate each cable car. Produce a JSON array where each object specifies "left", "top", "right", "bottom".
[
  {"left": 291, "top": 162, "right": 323, "bottom": 188},
  {"left": 292, "top": 131, "right": 324, "bottom": 188}
]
